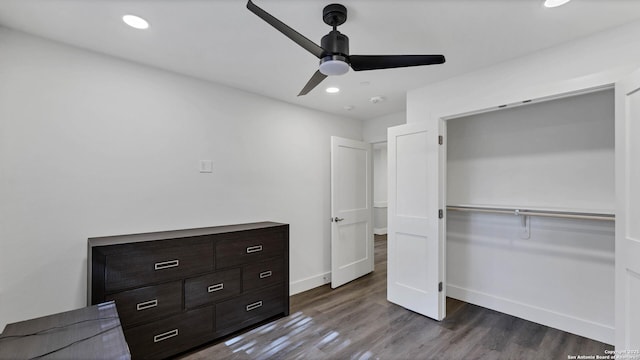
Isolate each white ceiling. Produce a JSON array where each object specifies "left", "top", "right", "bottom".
[{"left": 1, "top": 0, "right": 640, "bottom": 120}]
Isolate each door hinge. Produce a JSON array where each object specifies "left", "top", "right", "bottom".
[
  {"left": 438, "top": 209, "right": 443, "bottom": 219},
  {"left": 438, "top": 282, "right": 443, "bottom": 292},
  {"left": 438, "top": 135, "right": 443, "bottom": 145}
]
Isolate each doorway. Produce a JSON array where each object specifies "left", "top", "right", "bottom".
[{"left": 372, "top": 142, "right": 388, "bottom": 236}]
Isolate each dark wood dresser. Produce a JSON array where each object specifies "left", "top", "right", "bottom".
[{"left": 88, "top": 222, "right": 289, "bottom": 359}]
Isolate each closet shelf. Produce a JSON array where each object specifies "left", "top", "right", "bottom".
[{"left": 446, "top": 205, "right": 615, "bottom": 222}]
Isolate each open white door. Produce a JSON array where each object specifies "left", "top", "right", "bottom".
[
  {"left": 330, "top": 136, "right": 373, "bottom": 288},
  {"left": 615, "top": 69, "right": 640, "bottom": 350},
  {"left": 387, "top": 122, "right": 445, "bottom": 320}
]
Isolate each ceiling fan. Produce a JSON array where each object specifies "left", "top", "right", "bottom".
[{"left": 246, "top": 0, "right": 446, "bottom": 96}]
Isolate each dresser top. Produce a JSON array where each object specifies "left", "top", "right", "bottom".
[{"left": 88, "top": 221, "right": 287, "bottom": 247}]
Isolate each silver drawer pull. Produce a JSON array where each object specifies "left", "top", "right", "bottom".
[
  {"left": 246, "top": 245, "right": 263, "bottom": 254},
  {"left": 136, "top": 299, "right": 158, "bottom": 311},
  {"left": 208, "top": 283, "right": 224, "bottom": 293},
  {"left": 154, "top": 259, "right": 179, "bottom": 270},
  {"left": 246, "top": 301, "right": 263, "bottom": 312},
  {"left": 153, "top": 329, "right": 178, "bottom": 343},
  {"left": 259, "top": 270, "right": 272, "bottom": 279}
]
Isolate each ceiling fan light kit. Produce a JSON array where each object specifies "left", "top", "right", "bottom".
[
  {"left": 319, "top": 56, "right": 350, "bottom": 76},
  {"left": 246, "top": 0, "right": 445, "bottom": 96}
]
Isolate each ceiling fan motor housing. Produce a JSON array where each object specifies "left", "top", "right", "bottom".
[{"left": 321, "top": 30, "right": 349, "bottom": 56}]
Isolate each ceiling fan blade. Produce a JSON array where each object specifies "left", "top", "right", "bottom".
[
  {"left": 247, "top": 0, "right": 325, "bottom": 59},
  {"left": 349, "top": 55, "right": 445, "bottom": 71},
  {"left": 298, "top": 70, "right": 328, "bottom": 96}
]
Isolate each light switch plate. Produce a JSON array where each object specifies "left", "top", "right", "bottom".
[{"left": 199, "top": 160, "right": 213, "bottom": 173}]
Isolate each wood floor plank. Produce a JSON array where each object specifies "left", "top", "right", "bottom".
[{"left": 179, "top": 235, "right": 613, "bottom": 359}]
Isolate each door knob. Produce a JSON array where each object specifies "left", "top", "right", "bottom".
[{"left": 332, "top": 217, "right": 344, "bottom": 222}]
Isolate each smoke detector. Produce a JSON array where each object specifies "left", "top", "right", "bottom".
[{"left": 369, "top": 96, "right": 385, "bottom": 104}]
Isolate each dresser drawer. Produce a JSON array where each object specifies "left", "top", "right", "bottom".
[
  {"left": 185, "top": 269, "right": 241, "bottom": 309},
  {"left": 124, "top": 306, "right": 214, "bottom": 360},
  {"left": 243, "top": 257, "right": 284, "bottom": 292},
  {"left": 216, "top": 230, "right": 285, "bottom": 268},
  {"left": 215, "top": 285, "right": 285, "bottom": 335},
  {"left": 107, "top": 281, "right": 182, "bottom": 328},
  {"left": 104, "top": 237, "right": 213, "bottom": 292}
]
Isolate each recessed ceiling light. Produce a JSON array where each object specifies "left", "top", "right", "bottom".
[
  {"left": 544, "top": 0, "right": 571, "bottom": 8},
  {"left": 326, "top": 87, "right": 340, "bottom": 94},
  {"left": 122, "top": 14, "right": 149, "bottom": 29}
]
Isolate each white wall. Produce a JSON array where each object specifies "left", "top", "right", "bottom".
[
  {"left": 362, "top": 111, "right": 405, "bottom": 144},
  {"left": 407, "top": 20, "right": 640, "bottom": 124},
  {"left": 447, "top": 89, "right": 615, "bottom": 212},
  {"left": 447, "top": 212, "right": 615, "bottom": 343},
  {"left": 0, "top": 28, "right": 362, "bottom": 329}
]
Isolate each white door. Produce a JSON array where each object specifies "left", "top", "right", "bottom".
[
  {"left": 330, "top": 136, "right": 373, "bottom": 289},
  {"left": 615, "top": 69, "right": 640, "bottom": 350},
  {"left": 387, "top": 122, "right": 445, "bottom": 320}
]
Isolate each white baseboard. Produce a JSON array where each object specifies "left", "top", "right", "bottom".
[
  {"left": 374, "top": 227, "right": 387, "bottom": 235},
  {"left": 447, "top": 284, "right": 614, "bottom": 345},
  {"left": 290, "top": 272, "right": 331, "bottom": 295}
]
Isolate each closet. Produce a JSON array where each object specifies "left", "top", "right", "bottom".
[{"left": 445, "top": 88, "right": 615, "bottom": 344}]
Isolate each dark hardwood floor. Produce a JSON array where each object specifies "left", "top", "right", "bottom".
[{"left": 180, "top": 235, "right": 612, "bottom": 359}]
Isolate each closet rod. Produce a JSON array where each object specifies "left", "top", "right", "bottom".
[{"left": 446, "top": 206, "right": 615, "bottom": 221}]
